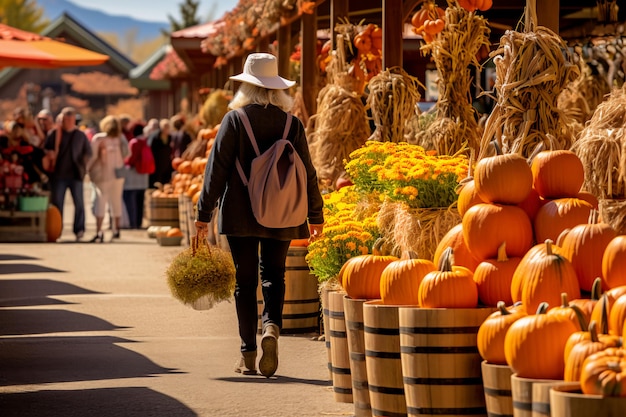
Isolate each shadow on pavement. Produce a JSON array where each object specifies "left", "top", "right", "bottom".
[
  {"left": 0, "top": 386, "right": 198, "bottom": 417},
  {"left": 0, "top": 279, "right": 102, "bottom": 307},
  {"left": 0, "top": 335, "right": 181, "bottom": 386},
  {"left": 0, "top": 264, "right": 66, "bottom": 275},
  {"left": 216, "top": 374, "right": 332, "bottom": 386},
  {"left": 0, "top": 309, "right": 129, "bottom": 335},
  {"left": 0, "top": 254, "right": 39, "bottom": 261}
]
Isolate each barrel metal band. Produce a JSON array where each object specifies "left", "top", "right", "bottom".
[
  {"left": 512, "top": 401, "right": 533, "bottom": 411},
  {"left": 365, "top": 349, "right": 401, "bottom": 359},
  {"left": 350, "top": 352, "right": 366, "bottom": 361},
  {"left": 333, "top": 386, "right": 353, "bottom": 394},
  {"left": 407, "top": 406, "right": 487, "bottom": 415},
  {"left": 352, "top": 380, "right": 369, "bottom": 390},
  {"left": 403, "top": 376, "right": 484, "bottom": 385},
  {"left": 400, "top": 345, "right": 479, "bottom": 354},
  {"left": 364, "top": 325, "right": 400, "bottom": 336},
  {"left": 346, "top": 321, "right": 364, "bottom": 331},
  {"left": 283, "top": 298, "right": 320, "bottom": 304},
  {"left": 367, "top": 384, "right": 404, "bottom": 395},
  {"left": 532, "top": 402, "right": 551, "bottom": 415},
  {"left": 399, "top": 325, "right": 480, "bottom": 334},
  {"left": 483, "top": 386, "right": 512, "bottom": 397},
  {"left": 330, "top": 365, "right": 352, "bottom": 375},
  {"left": 329, "top": 330, "right": 347, "bottom": 338},
  {"left": 371, "top": 409, "right": 406, "bottom": 417},
  {"left": 487, "top": 412, "right": 514, "bottom": 417},
  {"left": 328, "top": 311, "right": 345, "bottom": 319}
]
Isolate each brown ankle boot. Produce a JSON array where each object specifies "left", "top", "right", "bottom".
[
  {"left": 234, "top": 350, "right": 257, "bottom": 375},
  {"left": 259, "top": 324, "right": 279, "bottom": 377}
]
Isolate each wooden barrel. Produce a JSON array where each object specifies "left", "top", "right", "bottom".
[
  {"left": 481, "top": 361, "right": 513, "bottom": 417},
  {"left": 550, "top": 383, "right": 626, "bottom": 417},
  {"left": 148, "top": 196, "right": 180, "bottom": 227},
  {"left": 363, "top": 300, "right": 406, "bottom": 417},
  {"left": 321, "top": 287, "right": 335, "bottom": 380},
  {"left": 344, "top": 295, "right": 372, "bottom": 417},
  {"left": 510, "top": 374, "right": 554, "bottom": 417},
  {"left": 177, "top": 194, "right": 194, "bottom": 246},
  {"left": 531, "top": 381, "right": 578, "bottom": 417},
  {"left": 257, "top": 247, "right": 320, "bottom": 334},
  {"left": 329, "top": 290, "right": 353, "bottom": 403},
  {"left": 398, "top": 306, "right": 494, "bottom": 417}
]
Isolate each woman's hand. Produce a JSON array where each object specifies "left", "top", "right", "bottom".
[
  {"left": 195, "top": 220, "right": 209, "bottom": 237},
  {"left": 308, "top": 223, "right": 324, "bottom": 242}
]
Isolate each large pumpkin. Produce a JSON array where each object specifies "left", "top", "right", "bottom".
[
  {"left": 504, "top": 302, "right": 578, "bottom": 379},
  {"left": 602, "top": 235, "right": 626, "bottom": 289},
  {"left": 580, "top": 348, "right": 626, "bottom": 396},
  {"left": 513, "top": 240, "right": 581, "bottom": 314},
  {"left": 46, "top": 204, "right": 63, "bottom": 242},
  {"left": 433, "top": 223, "right": 481, "bottom": 272},
  {"left": 473, "top": 153, "right": 533, "bottom": 205},
  {"left": 339, "top": 240, "right": 398, "bottom": 300},
  {"left": 533, "top": 197, "right": 593, "bottom": 243},
  {"left": 473, "top": 242, "right": 520, "bottom": 306},
  {"left": 418, "top": 247, "right": 478, "bottom": 308},
  {"left": 564, "top": 321, "right": 622, "bottom": 382},
  {"left": 531, "top": 150, "right": 585, "bottom": 199},
  {"left": 463, "top": 203, "right": 533, "bottom": 261},
  {"left": 379, "top": 251, "right": 435, "bottom": 305},
  {"left": 477, "top": 301, "right": 526, "bottom": 365},
  {"left": 559, "top": 210, "right": 616, "bottom": 292}
]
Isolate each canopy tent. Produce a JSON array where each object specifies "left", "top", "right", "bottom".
[{"left": 0, "top": 23, "right": 109, "bottom": 68}]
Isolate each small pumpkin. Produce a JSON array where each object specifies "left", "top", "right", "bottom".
[
  {"left": 477, "top": 301, "right": 526, "bottom": 365},
  {"left": 46, "top": 204, "right": 63, "bottom": 242},
  {"left": 580, "top": 347, "right": 626, "bottom": 396},
  {"left": 517, "top": 187, "right": 544, "bottom": 222},
  {"left": 473, "top": 242, "right": 520, "bottom": 306},
  {"left": 433, "top": 223, "right": 481, "bottom": 272},
  {"left": 608, "top": 294, "right": 626, "bottom": 336},
  {"left": 590, "top": 287, "right": 626, "bottom": 334},
  {"left": 339, "top": 238, "right": 398, "bottom": 300},
  {"left": 570, "top": 278, "right": 604, "bottom": 325},
  {"left": 473, "top": 153, "right": 533, "bottom": 205},
  {"left": 456, "top": 178, "right": 484, "bottom": 217},
  {"left": 458, "top": 0, "right": 493, "bottom": 12},
  {"left": 559, "top": 210, "right": 617, "bottom": 292},
  {"left": 602, "top": 235, "right": 626, "bottom": 289},
  {"left": 564, "top": 321, "right": 622, "bottom": 382},
  {"left": 547, "top": 293, "right": 589, "bottom": 331},
  {"left": 531, "top": 150, "right": 585, "bottom": 199},
  {"left": 504, "top": 302, "right": 578, "bottom": 379},
  {"left": 379, "top": 251, "right": 436, "bottom": 305},
  {"left": 417, "top": 247, "right": 478, "bottom": 308}
]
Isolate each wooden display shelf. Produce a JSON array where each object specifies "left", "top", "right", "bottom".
[{"left": 0, "top": 209, "right": 47, "bottom": 242}]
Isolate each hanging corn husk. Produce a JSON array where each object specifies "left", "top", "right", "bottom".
[
  {"left": 367, "top": 67, "right": 422, "bottom": 142},
  {"left": 479, "top": 0, "right": 580, "bottom": 159},
  {"left": 412, "top": 2, "right": 490, "bottom": 157}
]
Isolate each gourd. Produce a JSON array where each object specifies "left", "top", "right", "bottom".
[
  {"left": 46, "top": 204, "right": 63, "bottom": 242},
  {"left": 339, "top": 239, "right": 398, "bottom": 300},
  {"left": 417, "top": 247, "right": 478, "bottom": 308},
  {"left": 477, "top": 301, "right": 526, "bottom": 365},
  {"left": 379, "top": 251, "right": 435, "bottom": 305},
  {"left": 504, "top": 302, "right": 578, "bottom": 379}
]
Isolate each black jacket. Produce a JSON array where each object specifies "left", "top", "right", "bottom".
[{"left": 197, "top": 104, "right": 324, "bottom": 240}]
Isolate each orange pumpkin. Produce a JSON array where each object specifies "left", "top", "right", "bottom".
[
  {"left": 171, "top": 157, "right": 184, "bottom": 171},
  {"left": 177, "top": 160, "right": 193, "bottom": 174},
  {"left": 564, "top": 321, "right": 622, "bottom": 382},
  {"left": 580, "top": 347, "right": 626, "bottom": 396},
  {"left": 418, "top": 247, "right": 478, "bottom": 308},
  {"left": 379, "top": 251, "right": 436, "bottom": 305},
  {"left": 602, "top": 235, "right": 626, "bottom": 289},
  {"left": 456, "top": 178, "right": 484, "bottom": 217},
  {"left": 46, "top": 204, "right": 63, "bottom": 242},
  {"left": 166, "top": 227, "right": 184, "bottom": 238},
  {"left": 504, "top": 302, "right": 578, "bottom": 379},
  {"left": 547, "top": 293, "right": 588, "bottom": 332},
  {"left": 513, "top": 240, "right": 581, "bottom": 314},
  {"left": 433, "top": 223, "right": 481, "bottom": 272},
  {"left": 533, "top": 197, "right": 593, "bottom": 243},
  {"left": 339, "top": 239, "right": 398, "bottom": 300},
  {"left": 577, "top": 190, "right": 599, "bottom": 209},
  {"left": 474, "top": 153, "right": 533, "bottom": 205},
  {"left": 463, "top": 203, "right": 533, "bottom": 261},
  {"left": 458, "top": 0, "right": 493, "bottom": 12},
  {"left": 608, "top": 294, "right": 626, "bottom": 336},
  {"left": 570, "top": 278, "right": 604, "bottom": 326},
  {"left": 517, "top": 187, "right": 544, "bottom": 222},
  {"left": 473, "top": 242, "right": 520, "bottom": 306},
  {"left": 590, "top": 290, "right": 626, "bottom": 335},
  {"left": 477, "top": 301, "right": 526, "bottom": 365},
  {"left": 559, "top": 210, "right": 617, "bottom": 292},
  {"left": 531, "top": 150, "right": 585, "bottom": 199}
]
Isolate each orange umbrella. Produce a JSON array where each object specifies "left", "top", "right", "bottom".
[{"left": 0, "top": 23, "right": 109, "bottom": 68}]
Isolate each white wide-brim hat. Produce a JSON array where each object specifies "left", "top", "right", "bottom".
[{"left": 230, "top": 53, "right": 296, "bottom": 90}]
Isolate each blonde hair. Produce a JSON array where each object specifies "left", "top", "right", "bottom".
[
  {"left": 99, "top": 115, "right": 121, "bottom": 137},
  {"left": 229, "top": 83, "right": 294, "bottom": 112}
]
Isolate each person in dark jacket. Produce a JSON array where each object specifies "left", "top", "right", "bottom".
[
  {"left": 43, "top": 107, "right": 92, "bottom": 241},
  {"left": 148, "top": 118, "right": 172, "bottom": 188},
  {"left": 194, "top": 53, "right": 324, "bottom": 378}
]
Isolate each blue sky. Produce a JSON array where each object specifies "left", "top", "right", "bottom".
[{"left": 69, "top": 0, "right": 239, "bottom": 23}]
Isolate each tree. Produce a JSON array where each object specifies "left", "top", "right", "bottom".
[
  {"left": 0, "top": 0, "right": 48, "bottom": 33},
  {"left": 163, "top": 0, "right": 201, "bottom": 36}
]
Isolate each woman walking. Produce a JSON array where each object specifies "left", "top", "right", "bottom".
[{"left": 194, "top": 53, "right": 324, "bottom": 378}]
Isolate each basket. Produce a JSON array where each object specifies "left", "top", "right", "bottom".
[
  {"left": 18, "top": 195, "right": 49, "bottom": 212},
  {"left": 157, "top": 235, "right": 183, "bottom": 246}
]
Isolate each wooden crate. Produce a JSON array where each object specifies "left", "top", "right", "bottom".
[
  {"left": 178, "top": 194, "right": 195, "bottom": 246},
  {"left": 0, "top": 210, "right": 47, "bottom": 242}
]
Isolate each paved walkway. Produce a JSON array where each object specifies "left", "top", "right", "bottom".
[{"left": 0, "top": 185, "right": 354, "bottom": 416}]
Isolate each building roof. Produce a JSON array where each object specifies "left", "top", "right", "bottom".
[{"left": 129, "top": 44, "right": 171, "bottom": 90}]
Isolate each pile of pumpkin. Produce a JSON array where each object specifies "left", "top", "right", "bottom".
[{"left": 336, "top": 149, "right": 626, "bottom": 396}]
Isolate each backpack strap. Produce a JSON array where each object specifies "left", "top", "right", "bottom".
[{"left": 235, "top": 108, "right": 293, "bottom": 186}]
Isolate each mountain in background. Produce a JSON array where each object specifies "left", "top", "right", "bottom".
[{"left": 38, "top": 0, "right": 169, "bottom": 42}]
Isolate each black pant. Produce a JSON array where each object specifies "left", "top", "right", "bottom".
[
  {"left": 226, "top": 235, "right": 291, "bottom": 353},
  {"left": 122, "top": 189, "right": 145, "bottom": 229}
]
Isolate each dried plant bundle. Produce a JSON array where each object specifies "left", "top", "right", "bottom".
[
  {"left": 479, "top": 1, "right": 580, "bottom": 158},
  {"left": 413, "top": 4, "right": 490, "bottom": 157}
]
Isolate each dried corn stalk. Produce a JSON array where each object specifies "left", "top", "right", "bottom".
[
  {"left": 571, "top": 84, "right": 626, "bottom": 199},
  {"left": 413, "top": 3, "right": 490, "bottom": 157},
  {"left": 367, "top": 67, "right": 422, "bottom": 142},
  {"left": 479, "top": 0, "right": 580, "bottom": 159}
]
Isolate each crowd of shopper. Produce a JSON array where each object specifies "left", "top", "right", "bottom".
[{"left": 0, "top": 106, "right": 194, "bottom": 242}]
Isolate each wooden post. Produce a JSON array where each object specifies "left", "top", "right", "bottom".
[
  {"left": 534, "top": 0, "right": 559, "bottom": 33},
  {"left": 301, "top": 10, "right": 318, "bottom": 116},
  {"left": 277, "top": 23, "right": 292, "bottom": 79},
  {"left": 383, "top": 0, "right": 404, "bottom": 69},
  {"left": 331, "top": 0, "right": 349, "bottom": 49}
]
